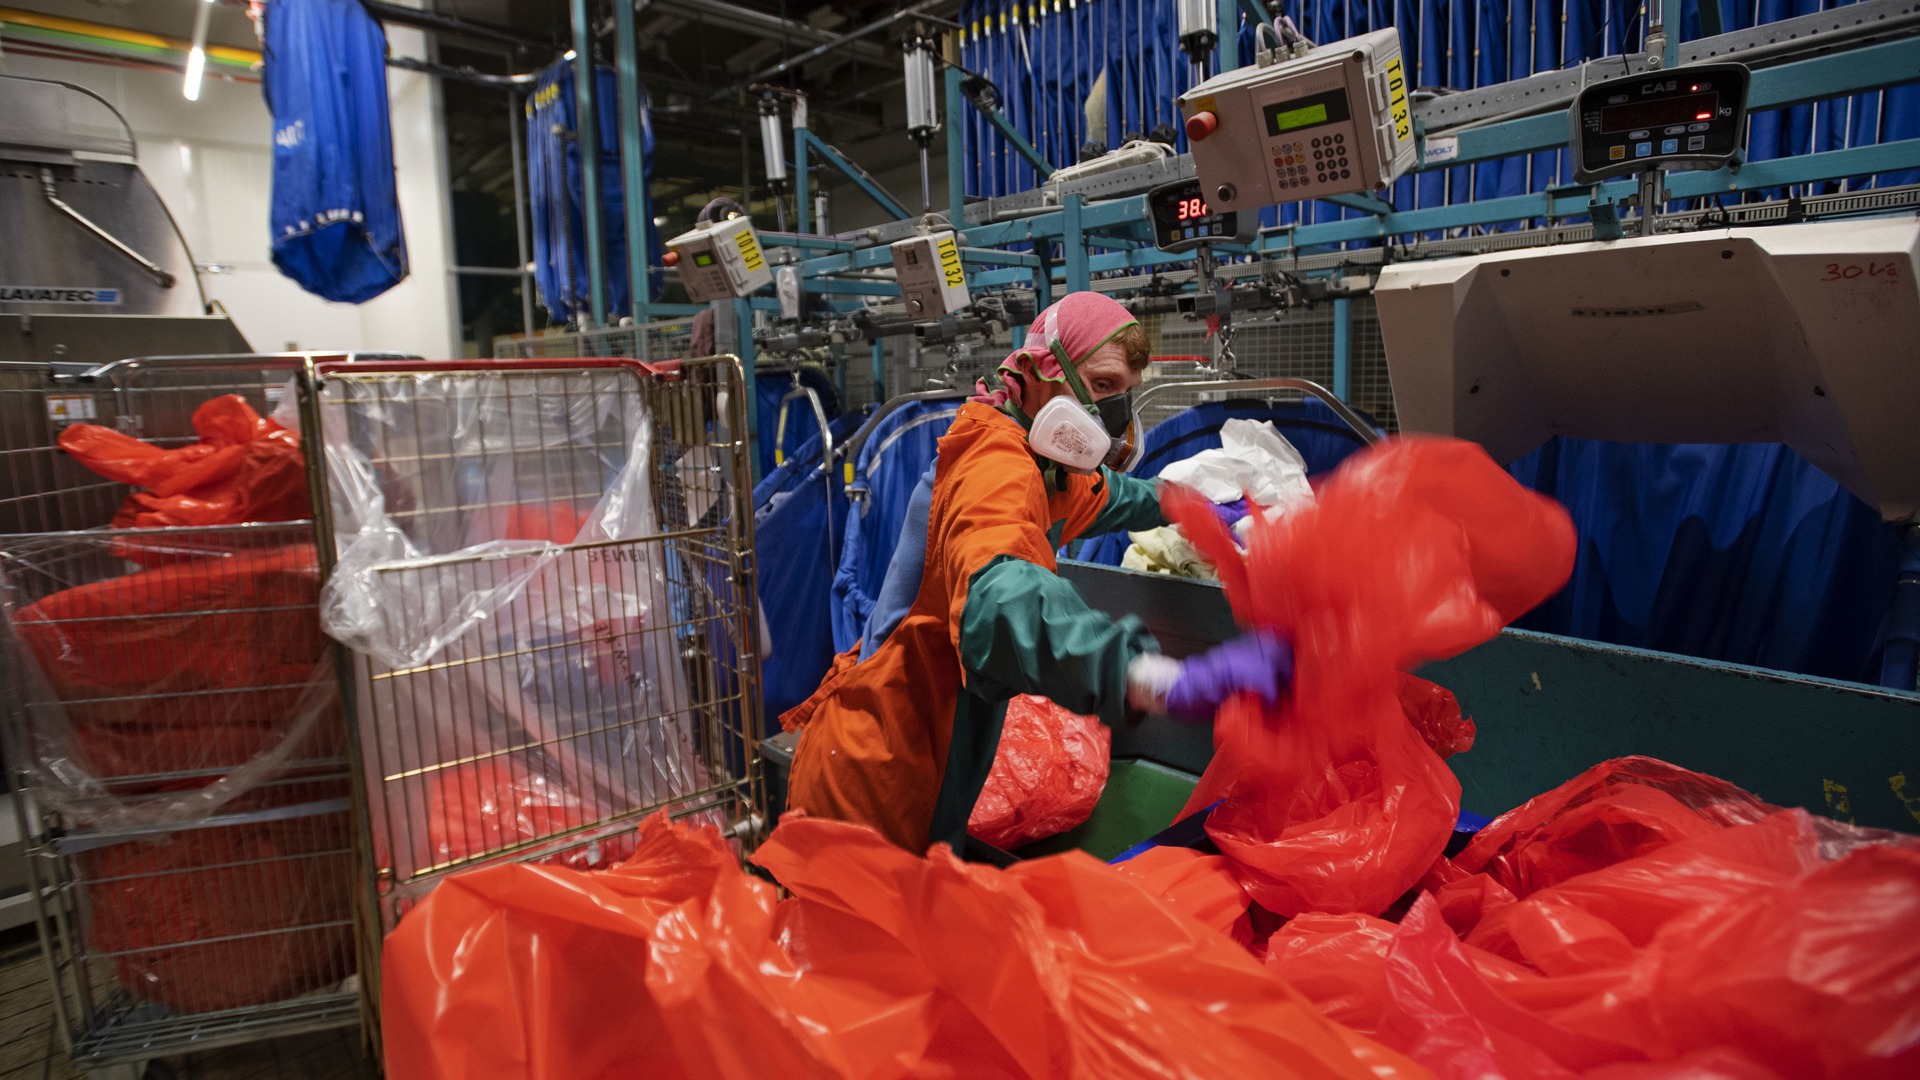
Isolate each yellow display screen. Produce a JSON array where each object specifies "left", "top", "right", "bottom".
[
  {"left": 1269, "top": 102, "right": 1329, "bottom": 133},
  {"left": 693, "top": 252, "right": 714, "bottom": 267},
  {"left": 1262, "top": 89, "right": 1349, "bottom": 137}
]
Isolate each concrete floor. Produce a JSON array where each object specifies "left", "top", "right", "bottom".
[{"left": 0, "top": 928, "right": 376, "bottom": 1080}]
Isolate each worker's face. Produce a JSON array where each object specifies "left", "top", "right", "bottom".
[
  {"left": 1029, "top": 341, "right": 1142, "bottom": 413},
  {"left": 1075, "top": 341, "right": 1144, "bottom": 401}
]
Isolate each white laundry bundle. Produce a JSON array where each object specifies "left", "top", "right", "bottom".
[{"left": 1124, "top": 419, "right": 1316, "bottom": 579}]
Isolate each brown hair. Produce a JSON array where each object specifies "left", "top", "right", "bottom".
[{"left": 1112, "top": 321, "right": 1152, "bottom": 372}]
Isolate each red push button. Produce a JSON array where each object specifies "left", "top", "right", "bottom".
[
  {"left": 663, "top": 250, "right": 680, "bottom": 267},
  {"left": 1185, "top": 111, "right": 1219, "bottom": 141}
]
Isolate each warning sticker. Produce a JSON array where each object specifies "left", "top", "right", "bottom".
[
  {"left": 1386, "top": 58, "right": 1411, "bottom": 144},
  {"left": 734, "top": 229, "right": 765, "bottom": 273},
  {"left": 46, "top": 395, "right": 97, "bottom": 426}
]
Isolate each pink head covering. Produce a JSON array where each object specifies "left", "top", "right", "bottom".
[{"left": 970, "top": 292, "right": 1140, "bottom": 414}]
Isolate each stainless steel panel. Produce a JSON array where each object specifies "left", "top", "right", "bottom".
[
  {"left": 0, "top": 314, "right": 250, "bottom": 367},
  {"left": 1, "top": 163, "right": 205, "bottom": 317}
]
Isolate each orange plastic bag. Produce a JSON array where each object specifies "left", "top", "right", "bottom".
[
  {"left": 1111, "top": 845, "right": 1254, "bottom": 939},
  {"left": 59, "top": 394, "right": 309, "bottom": 530},
  {"left": 967, "top": 694, "right": 1111, "bottom": 850},
  {"left": 381, "top": 812, "right": 1431, "bottom": 1080},
  {"left": 1163, "top": 438, "right": 1576, "bottom": 917}
]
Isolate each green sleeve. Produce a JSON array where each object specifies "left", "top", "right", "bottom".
[
  {"left": 1085, "top": 468, "right": 1167, "bottom": 536},
  {"left": 957, "top": 555, "right": 1159, "bottom": 725}
]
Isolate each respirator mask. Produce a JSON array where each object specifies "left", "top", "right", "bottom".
[{"left": 1024, "top": 342, "right": 1144, "bottom": 474}]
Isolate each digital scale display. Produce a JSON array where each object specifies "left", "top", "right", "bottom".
[
  {"left": 1147, "top": 179, "right": 1251, "bottom": 252},
  {"left": 1600, "top": 92, "right": 1718, "bottom": 134},
  {"left": 1573, "top": 62, "right": 1750, "bottom": 182},
  {"left": 1261, "top": 88, "right": 1351, "bottom": 137}
]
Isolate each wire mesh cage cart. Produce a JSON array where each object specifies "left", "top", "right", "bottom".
[
  {"left": 0, "top": 356, "right": 361, "bottom": 1074},
  {"left": 297, "top": 356, "right": 765, "bottom": 959}
]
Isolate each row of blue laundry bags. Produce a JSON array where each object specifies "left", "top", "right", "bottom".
[{"left": 956, "top": 0, "right": 1918, "bottom": 222}]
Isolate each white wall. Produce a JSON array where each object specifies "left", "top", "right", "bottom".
[{"left": 7, "top": 25, "right": 459, "bottom": 358}]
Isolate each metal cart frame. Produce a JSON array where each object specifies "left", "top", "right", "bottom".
[
  {"left": 295, "top": 354, "right": 765, "bottom": 1034},
  {"left": 0, "top": 356, "right": 367, "bottom": 1075}
]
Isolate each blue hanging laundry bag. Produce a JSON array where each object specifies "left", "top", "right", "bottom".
[{"left": 264, "top": 0, "right": 409, "bottom": 304}]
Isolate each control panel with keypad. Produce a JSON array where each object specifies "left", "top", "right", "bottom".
[
  {"left": 1572, "top": 63, "right": 1750, "bottom": 182},
  {"left": 1178, "top": 28, "right": 1416, "bottom": 213}
]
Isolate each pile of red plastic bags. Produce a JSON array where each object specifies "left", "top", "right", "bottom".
[{"left": 378, "top": 438, "right": 1920, "bottom": 1078}]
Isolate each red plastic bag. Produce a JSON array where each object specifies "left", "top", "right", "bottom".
[
  {"left": 1375, "top": 828, "right": 1920, "bottom": 1080},
  {"left": 1264, "top": 770, "right": 1920, "bottom": 1080},
  {"left": 420, "top": 754, "right": 631, "bottom": 872},
  {"left": 83, "top": 782, "right": 355, "bottom": 1012},
  {"left": 1398, "top": 674, "right": 1475, "bottom": 759},
  {"left": 1454, "top": 756, "right": 1778, "bottom": 901},
  {"left": 12, "top": 545, "right": 340, "bottom": 780},
  {"left": 59, "top": 394, "right": 309, "bottom": 531},
  {"left": 1164, "top": 438, "right": 1576, "bottom": 917},
  {"left": 381, "top": 812, "right": 1431, "bottom": 1080},
  {"left": 967, "top": 694, "right": 1111, "bottom": 850}
]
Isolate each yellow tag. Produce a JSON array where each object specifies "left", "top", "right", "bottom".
[
  {"left": 844, "top": 461, "right": 855, "bottom": 485},
  {"left": 936, "top": 236, "right": 965, "bottom": 288},
  {"left": 734, "top": 228, "right": 765, "bottom": 272},
  {"left": 1386, "top": 58, "right": 1411, "bottom": 143}
]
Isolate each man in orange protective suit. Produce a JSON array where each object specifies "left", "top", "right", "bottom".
[{"left": 782, "top": 292, "right": 1291, "bottom": 853}]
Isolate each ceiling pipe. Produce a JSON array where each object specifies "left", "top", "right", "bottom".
[
  {"left": 360, "top": 0, "right": 557, "bottom": 53},
  {"left": 727, "top": 0, "right": 962, "bottom": 97},
  {"left": 651, "top": 0, "right": 892, "bottom": 62}
]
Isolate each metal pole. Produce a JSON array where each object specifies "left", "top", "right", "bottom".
[
  {"left": 1637, "top": 167, "right": 1666, "bottom": 236},
  {"left": 1645, "top": 0, "right": 1671, "bottom": 69},
  {"left": 794, "top": 96, "right": 812, "bottom": 233},
  {"left": 1063, "top": 194, "right": 1089, "bottom": 292},
  {"left": 1332, "top": 295, "right": 1352, "bottom": 401},
  {"left": 945, "top": 62, "right": 967, "bottom": 226},
  {"left": 615, "top": 0, "right": 651, "bottom": 321},
  {"left": 736, "top": 296, "right": 760, "bottom": 481},
  {"left": 508, "top": 90, "right": 535, "bottom": 336},
  {"left": 1215, "top": 0, "right": 1239, "bottom": 73},
  {"left": 570, "top": 0, "right": 607, "bottom": 326}
]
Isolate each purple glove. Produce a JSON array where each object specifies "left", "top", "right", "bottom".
[
  {"left": 1163, "top": 630, "right": 1293, "bottom": 721},
  {"left": 1209, "top": 499, "right": 1251, "bottom": 529}
]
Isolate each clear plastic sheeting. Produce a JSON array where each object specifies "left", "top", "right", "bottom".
[
  {"left": 317, "top": 371, "right": 661, "bottom": 670},
  {"left": 0, "top": 526, "right": 345, "bottom": 831},
  {"left": 309, "top": 363, "right": 719, "bottom": 926}
]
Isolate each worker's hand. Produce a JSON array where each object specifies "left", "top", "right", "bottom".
[
  {"left": 1125, "top": 630, "right": 1294, "bottom": 721},
  {"left": 1208, "top": 499, "right": 1250, "bottom": 529}
]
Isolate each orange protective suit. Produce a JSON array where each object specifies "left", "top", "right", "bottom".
[{"left": 782, "top": 402, "right": 1163, "bottom": 852}]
